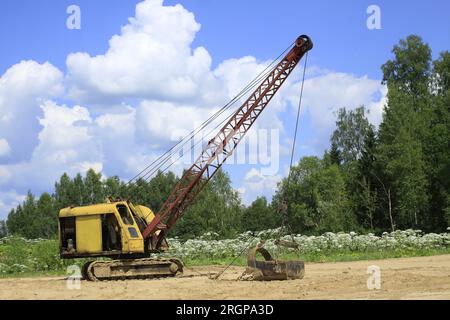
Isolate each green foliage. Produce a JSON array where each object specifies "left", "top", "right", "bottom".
[
  {"left": 241, "top": 197, "right": 276, "bottom": 231},
  {"left": 0, "top": 220, "right": 7, "bottom": 238},
  {"left": 381, "top": 35, "right": 432, "bottom": 96},
  {"left": 6, "top": 192, "right": 58, "bottom": 239},
  {"left": 1, "top": 229, "right": 449, "bottom": 276},
  {"left": 6, "top": 168, "right": 249, "bottom": 240},
  {"left": 0, "top": 236, "right": 76, "bottom": 274},
  {"left": 377, "top": 35, "right": 448, "bottom": 232},
  {"left": 331, "top": 106, "right": 372, "bottom": 167},
  {"left": 273, "top": 157, "right": 355, "bottom": 234},
  {"left": 172, "top": 170, "right": 244, "bottom": 239}
]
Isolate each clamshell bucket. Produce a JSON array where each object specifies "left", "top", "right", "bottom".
[{"left": 240, "top": 244, "right": 305, "bottom": 281}]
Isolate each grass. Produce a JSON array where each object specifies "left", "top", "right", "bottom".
[
  {"left": 0, "top": 270, "right": 64, "bottom": 279},
  {"left": 182, "top": 247, "right": 450, "bottom": 267},
  {"left": 1, "top": 234, "right": 449, "bottom": 278}
]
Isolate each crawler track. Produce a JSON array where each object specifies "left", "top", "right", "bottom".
[{"left": 83, "top": 258, "right": 183, "bottom": 281}]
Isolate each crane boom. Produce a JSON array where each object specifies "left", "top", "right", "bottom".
[{"left": 142, "top": 35, "right": 313, "bottom": 249}]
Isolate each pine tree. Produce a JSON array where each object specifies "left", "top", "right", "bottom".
[
  {"left": 0, "top": 220, "right": 7, "bottom": 237},
  {"left": 54, "top": 173, "right": 78, "bottom": 208},
  {"left": 329, "top": 141, "right": 342, "bottom": 166},
  {"left": 242, "top": 197, "right": 275, "bottom": 231},
  {"left": 356, "top": 126, "right": 379, "bottom": 230},
  {"left": 378, "top": 35, "right": 432, "bottom": 230},
  {"left": 36, "top": 193, "right": 57, "bottom": 238},
  {"left": 83, "top": 169, "right": 104, "bottom": 204}
]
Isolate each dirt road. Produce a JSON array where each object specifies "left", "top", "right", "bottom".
[{"left": 1, "top": 254, "right": 449, "bottom": 300}]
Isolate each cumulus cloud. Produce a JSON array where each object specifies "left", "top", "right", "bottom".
[
  {"left": 66, "top": 0, "right": 221, "bottom": 106},
  {"left": 0, "top": 190, "right": 26, "bottom": 220},
  {"left": 302, "top": 71, "right": 385, "bottom": 127},
  {"left": 0, "top": 101, "right": 102, "bottom": 193},
  {"left": 278, "top": 68, "right": 387, "bottom": 154},
  {"left": 0, "top": 60, "right": 64, "bottom": 163},
  {"left": 0, "top": 139, "right": 11, "bottom": 157},
  {"left": 238, "top": 168, "right": 282, "bottom": 205}
]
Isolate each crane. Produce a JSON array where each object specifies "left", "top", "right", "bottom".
[{"left": 58, "top": 35, "right": 313, "bottom": 280}]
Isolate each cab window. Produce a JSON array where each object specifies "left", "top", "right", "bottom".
[{"left": 116, "top": 204, "right": 134, "bottom": 225}]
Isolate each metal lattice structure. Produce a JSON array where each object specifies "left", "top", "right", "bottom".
[{"left": 142, "top": 35, "right": 313, "bottom": 249}]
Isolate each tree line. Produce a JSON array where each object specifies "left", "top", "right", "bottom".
[{"left": 1, "top": 35, "right": 449, "bottom": 239}]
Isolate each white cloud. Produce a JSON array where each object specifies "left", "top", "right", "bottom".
[
  {"left": 66, "top": 0, "right": 221, "bottom": 106},
  {"left": 0, "top": 60, "right": 64, "bottom": 162},
  {"left": 281, "top": 69, "right": 387, "bottom": 154},
  {"left": 0, "top": 190, "right": 26, "bottom": 220},
  {"left": 136, "top": 100, "right": 215, "bottom": 144},
  {"left": 0, "top": 139, "right": 11, "bottom": 157},
  {"left": 302, "top": 71, "right": 385, "bottom": 128},
  {"left": 238, "top": 168, "right": 282, "bottom": 205},
  {"left": 0, "top": 101, "right": 103, "bottom": 192}
]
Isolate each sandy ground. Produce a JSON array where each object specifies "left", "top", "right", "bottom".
[{"left": 1, "top": 254, "right": 449, "bottom": 300}]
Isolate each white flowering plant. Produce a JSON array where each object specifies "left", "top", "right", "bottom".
[{"left": 0, "top": 229, "right": 449, "bottom": 274}]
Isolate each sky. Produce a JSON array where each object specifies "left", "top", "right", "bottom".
[{"left": 0, "top": 0, "right": 449, "bottom": 219}]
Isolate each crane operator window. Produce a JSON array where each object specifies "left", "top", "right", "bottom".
[{"left": 116, "top": 204, "right": 134, "bottom": 225}]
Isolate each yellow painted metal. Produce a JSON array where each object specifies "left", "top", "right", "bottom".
[
  {"left": 59, "top": 203, "right": 116, "bottom": 217},
  {"left": 59, "top": 201, "right": 150, "bottom": 255},
  {"left": 131, "top": 204, "right": 155, "bottom": 225},
  {"left": 127, "top": 237, "right": 144, "bottom": 252},
  {"left": 75, "top": 215, "right": 102, "bottom": 253}
]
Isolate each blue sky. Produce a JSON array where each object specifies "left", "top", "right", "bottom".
[
  {"left": 0, "top": 0, "right": 449, "bottom": 218},
  {"left": 1, "top": 0, "right": 449, "bottom": 76}
]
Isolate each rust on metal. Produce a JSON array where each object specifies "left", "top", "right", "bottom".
[{"left": 240, "top": 243, "right": 305, "bottom": 281}]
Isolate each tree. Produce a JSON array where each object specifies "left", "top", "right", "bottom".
[
  {"left": 172, "top": 169, "right": 243, "bottom": 238},
  {"left": 6, "top": 192, "right": 38, "bottom": 238},
  {"left": 104, "top": 175, "right": 125, "bottom": 200},
  {"left": 273, "top": 157, "right": 355, "bottom": 234},
  {"left": 331, "top": 106, "right": 372, "bottom": 167},
  {"left": 5, "top": 192, "right": 58, "bottom": 239},
  {"left": 35, "top": 193, "right": 58, "bottom": 238},
  {"left": 83, "top": 169, "right": 104, "bottom": 204},
  {"left": 54, "top": 173, "right": 78, "bottom": 208},
  {"left": 382, "top": 35, "right": 431, "bottom": 97},
  {"left": 378, "top": 35, "right": 432, "bottom": 230},
  {"left": 423, "top": 51, "right": 450, "bottom": 230},
  {"left": 242, "top": 197, "right": 275, "bottom": 231},
  {"left": 147, "top": 171, "right": 178, "bottom": 211},
  {"left": 0, "top": 220, "right": 7, "bottom": 237},
  {"left": 355, "top": 126, "right": 379, "bottom": 230},
  {"left": 329, "top": 141, "right": 342, "bottom": 166}
]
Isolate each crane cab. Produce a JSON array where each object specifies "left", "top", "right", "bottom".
[{"left": 58, "top": 201, "right": 155, "bottom": 258}]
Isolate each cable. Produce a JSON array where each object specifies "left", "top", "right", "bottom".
[
  {"left": 127, "top": 41, "right": 295, "bottom": 184},
  {"left": 130, "top": 50, "right": 288, "bottom": 184},
  {"left": 214, "top": 51, "right": 311, "bottom": 281},
  {"left": 280, "top": 51, "right": 309, "bottom": 237},
  {"left": 139, "top": 68, "right": 274, "bottom": 183},
  {"left": 287, "top": 51, "right": 308, "bottom": 185}
]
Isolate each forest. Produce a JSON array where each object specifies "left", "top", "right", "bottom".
[{"left": 1, "top": 35, "right": 449, "bottom": 240}]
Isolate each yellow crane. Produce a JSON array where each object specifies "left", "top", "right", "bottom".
[{"left": 58, "top": 35, "right": 313, "bottom": 280}]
